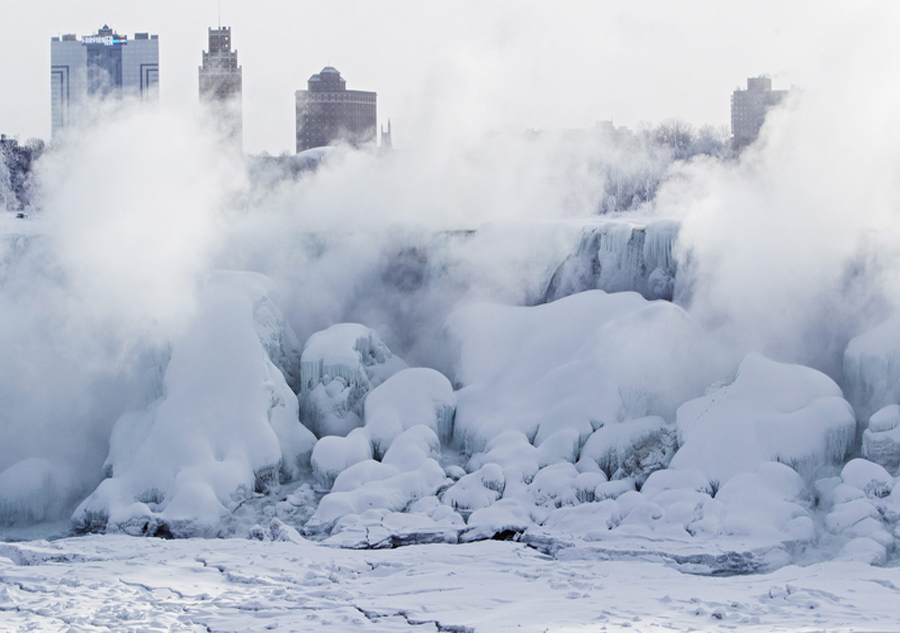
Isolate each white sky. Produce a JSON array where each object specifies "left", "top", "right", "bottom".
[{"left": 0, "top": 1, "right": 894, "bottom": 154}]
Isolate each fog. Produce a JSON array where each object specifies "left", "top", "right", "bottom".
[{"left": 3, "top": 11, "right": 900, "bottom": 519}]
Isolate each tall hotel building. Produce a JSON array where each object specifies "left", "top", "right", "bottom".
[
  {"left": 730, "top": 76, "right": 788, "bottom": 149},
  {"left": 51, "top": 25, "right": 159, "bottom": 136},
  {"left": 199, "top": 26, "right": 242, "bottom": 150},
  {"left": 295, "top": 67, "right": 376, "bottom": 152}
]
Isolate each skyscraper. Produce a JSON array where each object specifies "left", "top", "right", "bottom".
[
  {"left": 295, "top": 67, "right": 376, "bottom": 153},
  {"left": 50, "top": 25, "right": 159, "bottom": 136},
  {"left": 199, "top": 26, "right": 242, "bottom": 150},
  {"left": 730, "top": 77, "right": 788, "bottom": 149}
]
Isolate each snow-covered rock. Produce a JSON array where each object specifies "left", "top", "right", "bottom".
[
  {"left": 840, "top": 459, "right": 893, "bottom": 499},
  {"left": 381, "top": 425, "right": 442, "bottom": 471},
  {"left": 862, "top": 405, "right": 900, "bottom": 470},
  {"left": 671, "top": 353, "right": 856, "bottom": 483},
  {"left": 71, "top": 272, "right": 317, "bottom": 537},
  {"left": 441, "top": 464, "right": 506, "bottom": 514},
  {"left": 580, "top": 416, "right": 676, "bottom": 483},
  {"left": 363, "top": 368, "right": 455, "bottom": 458},
  {"left": 714, "top": 462, "right": 814, "bottom": 543},
  {"left": 305, "top": 458, "right": 448, "bottom": 536},
  {"left": 448, "top": 289, "right": 723, "bottom": 455},
  {"left": 310, "top": 428, "right": 373, "bottom": 491},
  {"left": 299, "top": 323, "right": 408, "bottom": 438}
]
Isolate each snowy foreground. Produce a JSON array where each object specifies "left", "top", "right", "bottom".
[{"left": 2, "top": 535, "right": 900, "bottom": 632}]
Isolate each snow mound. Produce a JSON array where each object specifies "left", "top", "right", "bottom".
[
  {"left": 448, "top": 290, "right": 723, "bottom": 455},
  {"left": 304, "top": 458, "right": 448, "bottom": 536},
  {"left": 299, "top": 323, "right": 408, "bottom": 437},
  {"left": 671, "top": 353, "right": 856, "bottom": 483},
  {"left": 844, "top": 315, "right": 900, "bottom": 422},
  {"left": 0, "top": 459, "right": 81, "bottom": 525},
  {"left": 817, "top": 459, "right": 898, "bottom": 552},
  {"left": 363, "top": 368, "right": 456, "bottom": 458},
  {"left": 310, "top": 428, "right": 373, "bottom": 490},
  {"left": 863, "top": 405, "right": 900, "bottom": 471},
  {"left": 72, "top": 272, "right": 317, "bottom": 537}
]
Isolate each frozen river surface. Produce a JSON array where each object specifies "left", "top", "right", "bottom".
[{"left": 1, "top": 535, "right": 899, "bottom": 632}]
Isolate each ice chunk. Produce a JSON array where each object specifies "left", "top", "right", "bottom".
[
  {"left": 363, "top": 368, "right": 455, "bottom": 457},
  {"left": 671, "top": 353, "right": 856, "bottom": 482},
  {"left": 538, "top": 499, "right": 622, "bottom": 538},
  {"left": 862, "top": 405, "right": 900, "bottom": 470},
  {"left": 441, "top": 464, "right": 505, "bottom": 514},
  {"left": 466, "top": 431, "right": 540, "bottom": 489},
  {"left": 715, "top": 463, "right": 813, "bottom": 542},
  {"left": 528, "top": 462, "right": 580, "bottom": 508},
  {"left": 72, "top": 272, "right": 317, "bottom": 537},
  {"left": 462, "top": 498, "right": 534, "bottom": 542},
  {"left": 331, "top": 460, "right": 399, "bottom": 493},
  {"left": 381, "top": 425, "right": 442, "bottom": 471},
  {"left": 299, "top": 323, "right": 408, "bottom": 438},
  {"left": 310, "top": 428, "right": 374, "bottom": 491},
  {"left": 534, "top": 429, "right": 582, "bottom": 467},
  {"left": 840, "top": 459, "right": 893, "bottom": 498}
]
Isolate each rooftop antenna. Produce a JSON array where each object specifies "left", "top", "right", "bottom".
[{"left": 218, "top": 0, "right": 221, "bottom": 28}]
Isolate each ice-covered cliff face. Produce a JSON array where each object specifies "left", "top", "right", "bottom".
[
  {"left": 71, "top": 271, "right": 316, "bottom": 538},
  {"left": 543, "top": 220, "right": 680, "bottom": 303}
]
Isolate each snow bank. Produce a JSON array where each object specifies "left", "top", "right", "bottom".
[
  {"left": 448, "top": 289, "right": 723, "bottom": 454},
  {"left": 844, "top": 314, "right": 900, "bottom": 422},
  {"left": 72, "top": 272, "right": 317, "bottom": 537},
  {"left": 299, "top": 323, "right": 407, "bottom": 437},
  {"left": 363, "top": 368, "right": 456, "bottom": 457},
  {"left": 671, "top": 353, "right": 856, "bottom": 483}
]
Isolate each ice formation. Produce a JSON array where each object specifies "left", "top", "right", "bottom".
[
  {"left": 844, "top": 314, "right": 900, "bottom": 422},
  {"left": 543, "top": 219, "right": 680, "bottom": 302},
  {"left": 816, "top": 458, "right": 900, "bottom": 564},
  {"left": 299, "top": 323, "right": 408, "bottom": 438},
  {"left": 448, "top": 289, "right": 723, "bottom": 453},
  {"left": 363, "top": 368, "right": 456, "bottom": 457},
  {"left": 580, "top": 415, "right": 677, "bottom": 483},
  {"left": 309, "top": 427, "right": 373, "bottom": 490},
  {"left": 670, "top": 353, "right": 856, "bottom": 483},
  {"left": 71, "top": 272, "right": 317, "bottom": 537}
]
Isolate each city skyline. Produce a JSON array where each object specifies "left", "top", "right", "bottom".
[{"left": 0, "top": 1, "right": 896, "bottom": 153}]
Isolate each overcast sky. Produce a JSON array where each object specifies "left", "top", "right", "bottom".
[{"left": 0, "top": 1, "right": 894, "bottom": 154}]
